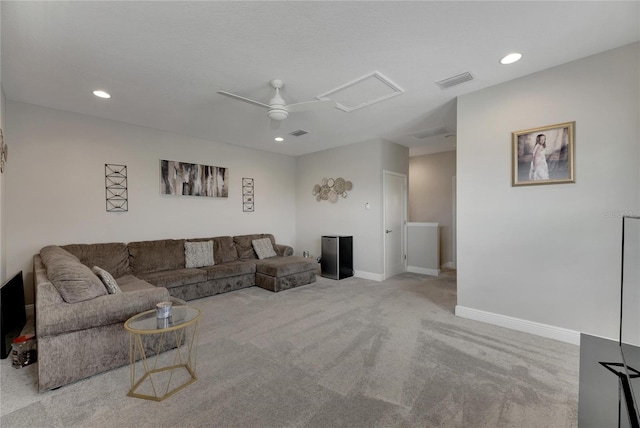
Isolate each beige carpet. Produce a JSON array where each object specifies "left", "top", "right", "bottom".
[{"left": 0, "top": 271, "right": 579, "bottom": 427}]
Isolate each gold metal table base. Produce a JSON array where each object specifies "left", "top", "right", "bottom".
[
  {"left": 126, "top": 309, "right": 200, "bottom": 402},
  {"left": 127, "top": 363, "right": 197, "bottom": 402}
]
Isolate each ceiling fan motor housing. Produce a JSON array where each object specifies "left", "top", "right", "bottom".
[{"left": 267, "top": 87, "right": 289, "bottom": 120}]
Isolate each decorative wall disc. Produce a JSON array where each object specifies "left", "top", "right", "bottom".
[{"left": 312, "top": 177, "right": 352, "bottom": 203}]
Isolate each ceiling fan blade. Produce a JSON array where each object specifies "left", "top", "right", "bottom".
[
  {"left": 217, "top": 91, "right": 270, "bottom": 109},
  {"left": 285, "top": 99, "right": 336, "bottom": 113},
  {"left": 270, "top": 119, "right": 281, "bottom": 130}
]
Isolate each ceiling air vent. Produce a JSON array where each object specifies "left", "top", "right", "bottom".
[
  {"left": 289, "top": 129, "right": 309, "bottom": 137},
  {"left": 436, "top": 72, "right": 474, "bottom": 89}
]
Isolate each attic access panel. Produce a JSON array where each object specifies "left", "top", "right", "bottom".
[{"left": 316, "top": 72, "right": 404, "bottom": 112}]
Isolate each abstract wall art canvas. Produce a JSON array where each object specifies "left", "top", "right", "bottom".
[{"left": 160, "top": 159, "right": 228, "bottom": 197}]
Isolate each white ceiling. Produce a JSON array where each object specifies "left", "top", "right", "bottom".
[{"left": 2, "top": 1, "right": 639, "bottom": 157}]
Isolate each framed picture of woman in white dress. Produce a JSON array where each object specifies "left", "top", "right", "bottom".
[{"left": 512, "top": 121, "right": 575, "bottom": 187}]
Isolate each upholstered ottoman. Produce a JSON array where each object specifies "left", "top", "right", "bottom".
[{"left": 254, "top": 256, "right": 317, "bottom": 292}]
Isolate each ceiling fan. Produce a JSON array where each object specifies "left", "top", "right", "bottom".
[{"left": 217, "top": 79, "right": 336, "bottom": 124}]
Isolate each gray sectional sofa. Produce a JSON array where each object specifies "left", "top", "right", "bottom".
[{"left": 34, "top": 233, "right": 316, "bottom": 391}]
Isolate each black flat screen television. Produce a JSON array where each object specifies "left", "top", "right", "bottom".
[{"left": 0, "top": 271, "right": 26, "bottom": 359}]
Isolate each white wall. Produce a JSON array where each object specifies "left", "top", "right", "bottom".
[
  {"left": 409, "top": 150, "right": 456, "bottom": 266},
  {"left": 295, "top": 139, "right": 408, "bottom": 278},
  {"left": 5, "top": 101, "right": 297, "bottom": 304},
  {"left": 382, "top": 140, "right": 409, "bottom": 176},
  {"left": 457, "top": 42, "right": 640, "bottom": 341}
]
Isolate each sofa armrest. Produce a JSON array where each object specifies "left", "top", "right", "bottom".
[
  {"left": 36, "top": 283, "right": 170, "bottom": 337},
  {"left": 273, "top": 244, "right": 293, "bottom": 257}
]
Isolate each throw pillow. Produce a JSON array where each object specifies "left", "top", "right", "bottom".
[
  {"left": 252, "top": 238, "right": 277, "bottom": 260},
  {"left": 185, "top": 241, "right": 214, "bottom": 268},
  {"left": 92, "top": 266, "right": 122, "bottom": 294}
]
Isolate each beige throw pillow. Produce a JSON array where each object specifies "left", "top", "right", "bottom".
[
  {"left": 252, "top": 238, "right": 277, "bottom": 260},
  {"left": 185, "top": 241, "right": 214, "bottom": 268},
  {"left": 92, "top": 266, "right": 122, "bottom": 294}
]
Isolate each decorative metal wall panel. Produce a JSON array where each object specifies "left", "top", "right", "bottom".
[
  {"left": 243, "top": 178, "right": 254, "bottom": 212},
  {"left": 105, "top": 164, "right": 128, "bottom": 212}
]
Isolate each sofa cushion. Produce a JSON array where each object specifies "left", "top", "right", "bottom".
[
  {"left": 40, "top": 245, "right": 81, "bottom": 264},
  {"left": 184, "top": 241, "right": 214, "bottom": 268},
  {"left": 255, "top": 256, "right": 317, "bottom": 277},
  {"left": 200, "top": 260, "right": 256, "bottom": 280},
  {"left": 62, "top": 242, "right": 130, "bottom": 278},
  {"left": 213, "top": 236, "right": 239, "bottom": 264},
  {"left": 136, "top": 268, "right": 207, "bottom": 289},
  {"left": 116, "top": 274, "right": 156, "bottom": 292},
  {"left": 128, "top": 239, "right": 186, "bottom": 274},
  {"left": 36, "top": 285, "right": 171, "bottom": 337},
  {"left": 40, "top": 246, "right": 108, "bottom": 303},
  {"left": 92, "top": 266, "right": 122, "bottom": 294},
  {"left": 116, "top": 276, "right": 188, "bottom": 306},
  {"left": 234, "top": 234, "right": 276, "bottom": 260}
]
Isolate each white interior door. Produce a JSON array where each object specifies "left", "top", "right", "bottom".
[{"left": 384, "top": 171, "right": 407, "bottom": 279}]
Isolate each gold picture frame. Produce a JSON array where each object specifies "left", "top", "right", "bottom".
[{"left": 512, "top": 121, "right": 575, "bottom": 186}]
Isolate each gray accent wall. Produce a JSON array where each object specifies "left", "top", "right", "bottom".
[{"left": 457, "top": 42, "right": 640, "bottom": 339}]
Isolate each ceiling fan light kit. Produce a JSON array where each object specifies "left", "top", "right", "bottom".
[{"left": 268, "top": 108, "right": 288, "bottom": 121}]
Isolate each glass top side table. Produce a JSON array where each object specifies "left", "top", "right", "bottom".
[{"left": 124, "top": 306, "right": 201, "bottom": 401}]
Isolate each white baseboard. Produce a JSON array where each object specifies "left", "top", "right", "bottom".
[
  {"left": 354, "top": 271, "right": 384, "bottom": 281},
  {"left": 455, "top": 305, "right": 580, "bottom": 345},
  {"left": 442, "top": 262, "right": 456, "bottom": 269},
  {"left": 407, "top": 266, "right": 440, "bottom": 276}
]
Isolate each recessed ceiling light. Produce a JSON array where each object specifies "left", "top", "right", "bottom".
[
  {"left": 500, "top": 53, "right": 522, "bottom": 65},
  {"left": 92, "top": 90, "right": 111, "bottom": 99},
  {"left": 274, "top": 137, "right": 284, "bottom": 142}
]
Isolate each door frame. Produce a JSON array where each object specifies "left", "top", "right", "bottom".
[{"left": 382, "top": 170, "right": 408, "bottom": 280}]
